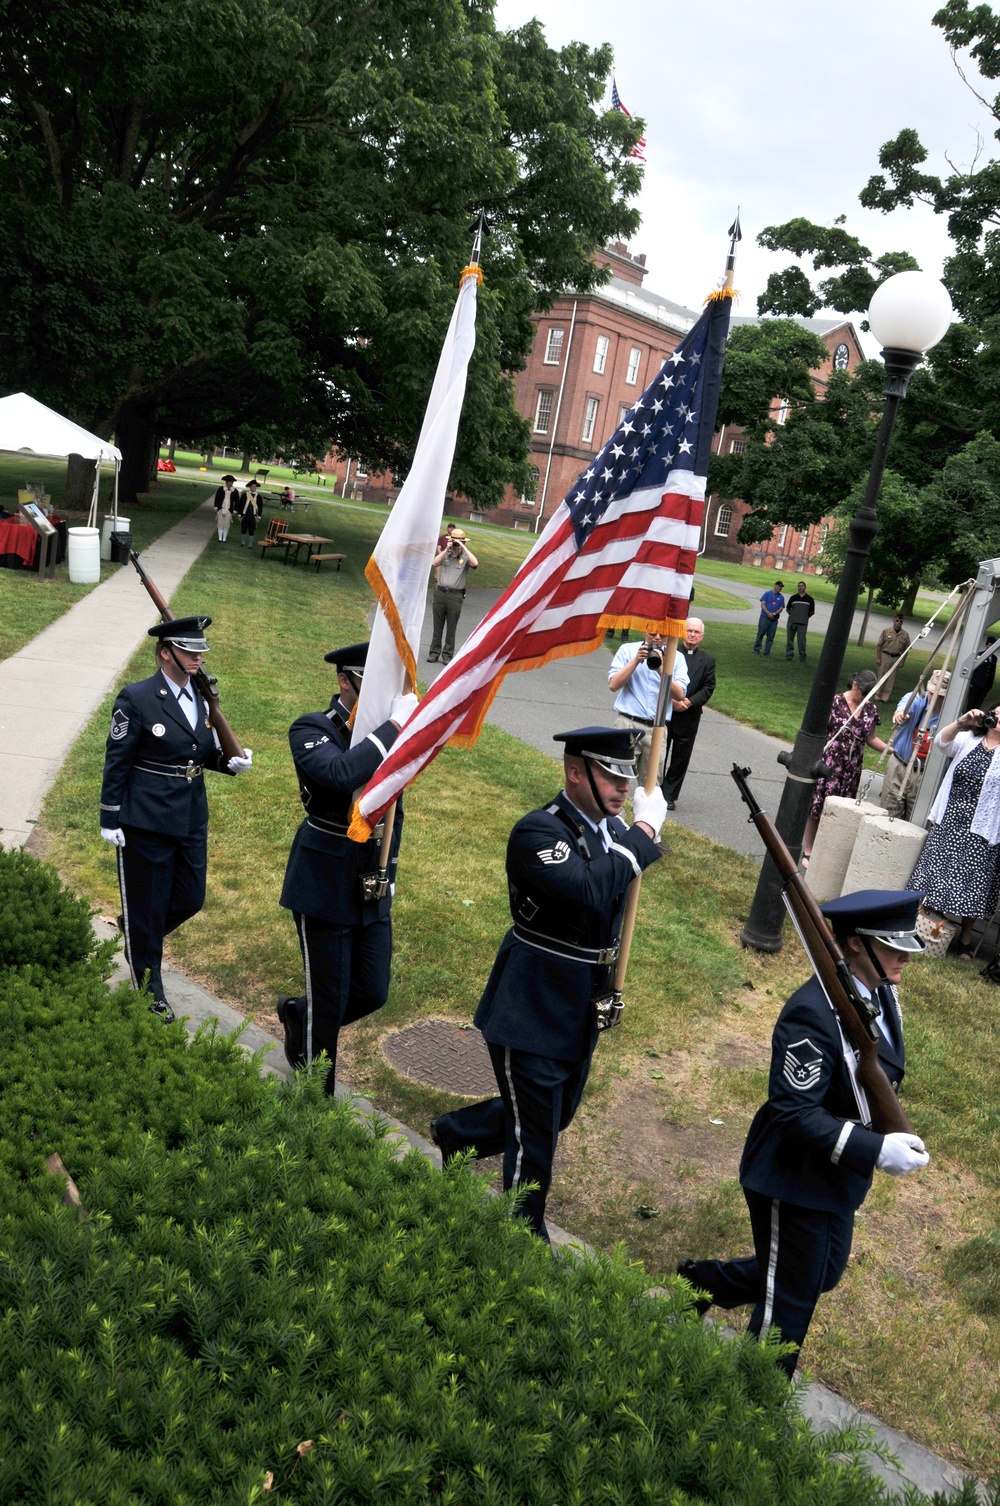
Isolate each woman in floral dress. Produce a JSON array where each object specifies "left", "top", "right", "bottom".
[{"left": 803, "top": 670, "right": 887, "bottom": 865}]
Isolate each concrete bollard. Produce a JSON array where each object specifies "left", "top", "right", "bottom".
[
  {"left": 843, "top": 813, "right": 927, "bottom": 893},
  {"left": 806, "top": 797, "right": 885, "bottom": 904}
]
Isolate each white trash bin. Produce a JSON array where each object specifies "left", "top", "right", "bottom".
[
  {"left": 100, "top": 515, "right": 130, "bottom": 561},
  {"left": 68, "top": 526, "right": 101, "bottom": 584}
]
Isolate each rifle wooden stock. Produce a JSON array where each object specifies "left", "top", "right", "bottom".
[
  {"left": 128, "top": 550, "right": 246, "bottom": 762},
  {"left": 731, "top": 764, "right": 912, "bottom": 1136}
]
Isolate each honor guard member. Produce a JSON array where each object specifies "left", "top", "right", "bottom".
[
  {"left": 100, "top": 617, "right": 254, "bottom": 1021},
  {"left": 277, "top": 643, "right": 418, "bottom": 1096},
  {"left": 677, "top": 889, "right": 930, "bottom": 1378},
  {"left": 430, "top": 728, "right": 667, "bottom": 1239}
]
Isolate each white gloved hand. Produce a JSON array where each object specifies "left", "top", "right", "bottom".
[
  {"left": 877, "top": 1132, "right": 929, "bottom": 1177},
  {"left": 390, "top": 692, "right": 420, "bottom": 726},
  {"left": 227, "top": 748, "right": 253, "bottom": 774},
  {"left": 100, "top": 827, "right": 126, "bottom": 848},
  {"left": 632, "top": 786, "right": 668, "bottom": 840}
]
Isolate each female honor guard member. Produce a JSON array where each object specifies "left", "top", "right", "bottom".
[
  {"left": 677, "top": 889, "right": 930, "bottom": 1378},
  {"left": 430, "top": 728, "right": 667, "bottom": 1240},
  {"left": 99, "top": 617, "right": 253, "bottom": 1020},
  {"left": 277, "top": 643, "right": 418, "bottom": 1096}
]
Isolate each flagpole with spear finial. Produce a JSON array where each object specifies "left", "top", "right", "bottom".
[{"left": 604, "top": 215, "right": 740, "bottom": 1022}]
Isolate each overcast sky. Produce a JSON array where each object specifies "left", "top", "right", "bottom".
[{"left": 494, "top": 0, "right": 997, "bottom": 336}]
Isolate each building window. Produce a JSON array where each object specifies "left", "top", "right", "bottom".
[
  {"left": 715, "top": 503, "right": 733, "bottom": 538},
  {"left": 582, "top": 397, "right": 600, "bottom": 443},
  {"left": 777, "top": 524, "right": 788, "bottom": 549},
  {"left": 730, "top": 438, "right": 747, "bottom": 455},
  {"left": 619, "top": 402, "right": 630, "bottom": 426},
  {"left": 626, "top": 346, "right": 642, "bottom": 385},
  {"left": 520, "top": 465, "right": 540, "bottom": 506},
  {"left": 594, "top": 334, "right": 610, "bottom": 374},
  {"left": 775, "top": 397, "right": 790, "bottom": 425},
  {"left": 534, "top": 391, "right": 553, "bottom": 433},
  {"left": 544, "top": 328, "right": 564, "bottom": 365},
  {"left": 356, "top": 461, "right": 369, "bottom": 480}
]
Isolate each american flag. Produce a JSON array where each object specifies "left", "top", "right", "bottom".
[
  {"left": 611, "top": 78, "right": 646, "bottom": 162},
  {"left": 348, "top": 291, "right": 732, "bottom": 841}
]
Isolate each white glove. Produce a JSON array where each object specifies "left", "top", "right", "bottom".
[
  {"left": 877, "top": 1132, "right": 929, "bottom": 1177},
  {"left": 100, "top": 827, "right": 126, "bottom": 848},
  {"left": 390, "top": 692, "right": 420, "bottom": 726},
  {"left": 632, "top": 786, "right": 668, "bottom": 840},
  {"left": 227, "top": 748, "right": 253, "bottom": 774}
]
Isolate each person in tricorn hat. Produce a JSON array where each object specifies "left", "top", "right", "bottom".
[
  {"left": 277, "top": 643, "right": 419, "bottom": 1096},
  {"left": 213, "top": 474, "right": 240, "bottom": 542},
  {"left": 430, "top": 727, "right": 667, "bottom": 1239},
  {"left": 677, "top": 889, "right": 930, "bottom": 1377},
  {"left": 100, "top": 617, "right": 254, "bottom": 1021}
]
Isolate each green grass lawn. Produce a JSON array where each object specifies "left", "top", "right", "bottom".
[
  {"left": 0, "top": 466, "right": 212, "bottom": 662},
  {"left": 35, "top": 496, "right": 1000, "bottom": 1481},
  {"left": 696, "top": 556, "right": 955, "bottom": 626}
]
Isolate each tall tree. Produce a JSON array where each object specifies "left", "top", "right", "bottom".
[{"left": 0, "top": 0, "right": 642, "bottom": 502}]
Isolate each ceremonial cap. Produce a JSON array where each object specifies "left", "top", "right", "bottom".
[
  {"left": 324, "top": 641, "right": 369, "bottom": 674},
  {"left": 148, "top": 616, "right": 211, "bottom": 652},
  {"left": 554, "top": 726, "right": 639, "bottom": 778},
  {"left": 821, "top": 889, "right": 925, "bottom": 953}
]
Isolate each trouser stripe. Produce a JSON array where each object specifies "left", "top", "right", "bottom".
[
  {"left": 761, "top": 1199, "right": 780, "bottom": 1334},
  {"left": 503, "top": 1049, "right": 525, "bottom": 1189},
  {"left": 300, "top": 917, "right": 314, "bottom": 1062},
  {"left": 116, "top": 846, "right": 138, "bottom": 989}
]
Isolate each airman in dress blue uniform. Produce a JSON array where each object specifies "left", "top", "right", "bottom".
[
  {"left": 100, "top": 617, "right": 253, "bottom": 1021},
  {"left": 677, "top": 889, "right": 931, "bottom": 1377},
  {"left": 430, "top": 727, "right": 668, "bottom": 1239},
  {"left": 277, "top": 643, "right": 418, "bottom": 1096}
]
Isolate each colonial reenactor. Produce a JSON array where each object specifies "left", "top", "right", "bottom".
[
  {"left": 277, "top": 643, "right": 418, "bottom": 1096},
  {"left": 100, "top": 616, "right": 253, "bottom": 1020},
  {"left": 677, "top": 889, "right": 930, "bottom": 1378},
  {"left": 430, "top": 728, "right": 667, "bottom": 1240},
  {"left": 238, "top": 478, "right": 263, "bottom": 548}
]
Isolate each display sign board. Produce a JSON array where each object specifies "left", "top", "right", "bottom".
[{"left": 19, "top": 501, "right": 56, "bottom": 535}]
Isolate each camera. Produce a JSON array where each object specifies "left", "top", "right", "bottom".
[
  {"left": 645, "top": 648, "right": 664, "bottom": 671},
  {"left": 976, "top": 709, "right": 998, "bottom": 733}
]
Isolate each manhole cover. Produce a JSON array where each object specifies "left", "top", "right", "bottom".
[{"left": 382, "top": 1018, "right": 495, "bottom": 1097}]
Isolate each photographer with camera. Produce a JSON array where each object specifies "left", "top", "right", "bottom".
[
  {"left": 608, "top": 631, "right": 689, "bottom": 785},
  {"left": 428, "top": 528, "right": 478, "bottom": 665},
  {"left": 909, "top": 705, "right": 1000, "bottom": 961}
]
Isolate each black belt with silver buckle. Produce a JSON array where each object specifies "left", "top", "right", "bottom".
[
  {"left": 135, "top": 760, "right": 204, "bottom": 780},
  {"left": 306, "top": 814, "right": 386, "bottom": 840},
  {"left": 438, "top": 586, "right": 465, "bottom": 594},
  {"left": 624, "top": 715, "right": 653, "bottom": 727},
  {"left": 512, "top": 924, "right": 619, "bottom": 966}
]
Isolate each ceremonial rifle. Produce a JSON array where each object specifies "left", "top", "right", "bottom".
[
  {"left": 128, "top": 549, "right": 247, "bottom": 763},
  {"left": 731, "top": 763, "right": 912, "bottom": 1135}
]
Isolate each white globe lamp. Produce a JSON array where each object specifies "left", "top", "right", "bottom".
[{"left": 867, "top": 270, "right": 953, "bottom": 354}]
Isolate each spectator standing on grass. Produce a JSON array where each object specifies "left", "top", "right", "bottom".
[
  {"left": 239, "top": 479, "right": 263, "bottom": 548},
  {"left": 881, "top": 670, "right": 949, "bottom": 822},
  {"left": 608, "top": 631, "right": 689, "bottom": 787},
  {"left": 213, "top": 475, "right": 240, "bottom": 542},
  {"left": 785, "top": 581, "right": 816, "bottom": 663},
  {"left": 802, "top": 670, "right": 886, "bottom": 866},
  {"left": 875, "top": 614, "right": 911, "bottom": 702},
  {"left": 430, "top": 728, "right": 665, "bottom": 1240},
  {"left": 99, "top": 617, "right": 253, "bottom": 1023},
  {"left": 678, "top": 890, "right": 929, "bottom": 1379},
  {"left": 753, "top": 581, "right": 784, "bottom": 656},
  {"left": 661, "top": 618, "right": 715, "bottom": 810},
  {"left": 428, "top": 528, "right": 478, "bottom": 665},
  {"left": 277, "top": 643, "right": 418, "bottom": 1095}
]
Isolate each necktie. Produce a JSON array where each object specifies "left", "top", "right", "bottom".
[
  {"left": 179, "top": 686, "right": 192, "bottom": 701},
  {"left": 873, "top": 984, "right": 898, "bottom": 1053}
]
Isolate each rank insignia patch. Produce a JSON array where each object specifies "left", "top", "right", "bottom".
[
  {"left": 110, "top": 709, "right": 129, "bottom": 741},
  {"left": 783, "top": 1038, "right": 823, "bottom": 1092},
  {"left": 152, "top": 724, "right": 166, "bottom": 737},
  {"left": 537, "top": 840, "right": 571, "bottom": 865}
]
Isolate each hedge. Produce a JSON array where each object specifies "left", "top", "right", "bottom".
[{"left": 0, "top": 853, "right": 980, "bottom": 1504}]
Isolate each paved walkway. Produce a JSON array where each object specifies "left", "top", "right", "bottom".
[{"left": 0, "top": 497, "right": 217, "bottom": 848}]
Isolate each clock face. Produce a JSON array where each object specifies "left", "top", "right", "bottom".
[{"left": 833, "top": 342, "right": 850, "bottom": 370}]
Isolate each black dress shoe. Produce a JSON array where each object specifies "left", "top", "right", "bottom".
[
  {"left": 429, "top": 1116, "right": 464, "bottom": 1166},
  {"left": 276, "top": 995, "right": 306, "bottom": 1070},
  {"left": 676, "top": 1260, "right": 712, "bottom": 1316},
  {"left": 666, "top": 799, "right": 676, "bottom": 811},
  {"left": 149, "top": 998, "right": 176, "bottom": 1023}
]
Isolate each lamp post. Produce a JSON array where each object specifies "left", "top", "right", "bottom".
[{"left": 740, "top": 271, "right": 953, "bottom": 952}]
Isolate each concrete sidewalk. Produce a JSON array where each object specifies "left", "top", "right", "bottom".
[{"left": 0, "top": 497, "right": 216, "bottom": 849}]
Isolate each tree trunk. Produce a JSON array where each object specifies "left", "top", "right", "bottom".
[
  {"left": 117, "top": 402, "right": 158, "bottom": 506},
  {"left": 901, "top": 577, "right": 921, "bottom": 618},
  {"left": 856, "top": 583, "right": 874, "bottom": 646},
  {"left": 64, "top": 453, "right": 98, "bottom": 512},
  {"left": 204, "top": 450, "right": 214, "bottom": 468},
  {"left": 167, "top": 438, "right": 176, "bottom": 460},
  {"left": 241, "top": 450, "right": 252, "bottom": 473}
]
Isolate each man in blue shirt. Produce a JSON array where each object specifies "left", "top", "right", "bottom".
[
  {"left": 753, "top": 581, "right": 784, "bottom": 656},
  {"left": 881, "top": 669, "right": 949, "bottom": 821},
  {"left": 608, "top": 631, "right": 689, "bottom": 785}
]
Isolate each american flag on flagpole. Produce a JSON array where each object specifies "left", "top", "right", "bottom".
[
  {"left": 348, "top": 290, "right": 732, "bottom": 842},
  {"left": 611, "top": 78, "right": 646, "bottom": 162}
]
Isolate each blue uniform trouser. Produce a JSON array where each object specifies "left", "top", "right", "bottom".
[
  {"left": 753, "top": 613, "right": 778, "bottom": 654},
  {"left": 287, "top": 914, "right": 392, "bottom": 1095},
  {"left": 434, "top": 1044, "right": 592, "bottom": 1239},
  {"left": 117, "top": 822, "right": 207, "bottom": 1004},
  {"left": 682, "top": 1187, "right": 854, "bottom": 1377}
]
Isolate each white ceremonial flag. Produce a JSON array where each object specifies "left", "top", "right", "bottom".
[{"left": 351, "top": 268, "right": 480, "bottom": 746}]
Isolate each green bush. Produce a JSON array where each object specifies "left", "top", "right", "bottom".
[{"left": 0, "top": 848, "right": 97, "bottom": 970}]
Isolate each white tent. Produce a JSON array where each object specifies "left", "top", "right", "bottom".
[{"left": 0, "top": 391, "right": 121, "bottom": 527}]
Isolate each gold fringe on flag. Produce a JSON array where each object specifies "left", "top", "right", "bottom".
[
  {"left": 704, "top": 287, "right": 737, "bottom": 303},
  {"left": 460, "top": 264, "right": 484, "bottom": 287}
]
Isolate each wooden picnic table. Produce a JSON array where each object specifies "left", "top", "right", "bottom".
[{"left": 283, "top": 532, "right": 332, "bottom": 567}]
